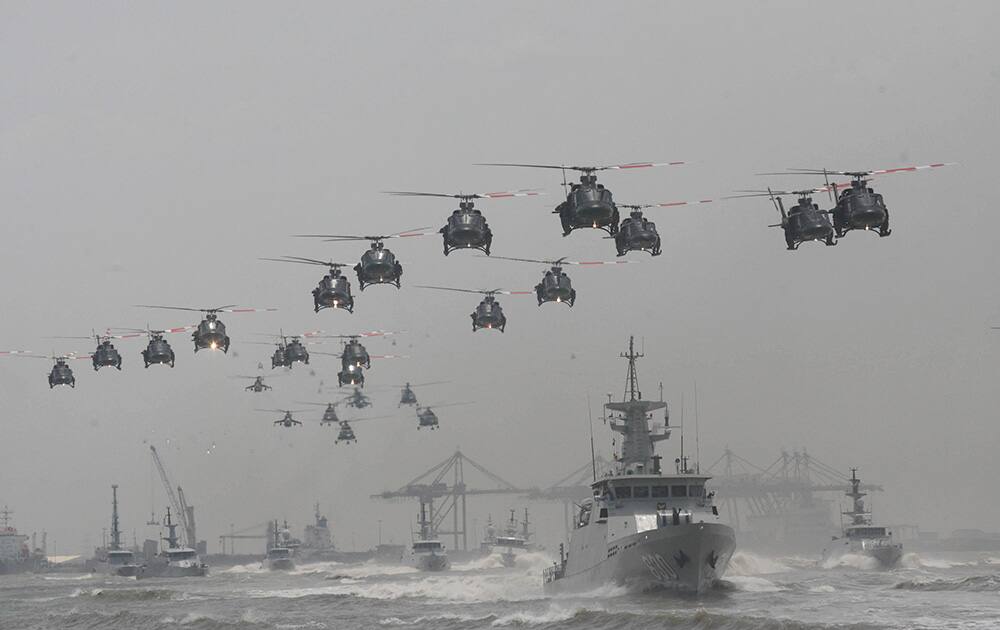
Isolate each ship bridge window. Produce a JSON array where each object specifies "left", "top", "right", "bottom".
[
  {"left": 614, "top": 486, "right": 632, "bottom": 499},
  {"left": 671, "top": 485, "right": 688, "bottom": 497},
  {"left": 633, "top": 486, "right": 650, "bottom": 498},
  {"left": 652, "top": 486, "right": 669, "bottom": 498},
  {"left": 689, "top": 485, "right": 704, "bottom": 498}
]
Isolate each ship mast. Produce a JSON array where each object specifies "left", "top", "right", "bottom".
[
  {"left": 843, "top": 468, "right": 871, "bottom": 526},
  {"left": 110, "top": 485, "right": 122, "bottom": 551},
  {"left": 605, "top": 336, "right": 668, "bottom": 474}
]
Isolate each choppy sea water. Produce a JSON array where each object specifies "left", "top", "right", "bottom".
[{"left": 2, "top": 550, "right": 999, "bottom": 630}]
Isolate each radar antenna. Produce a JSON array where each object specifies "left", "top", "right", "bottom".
[{"left": 621, "top": 335, "right": 643, "bottom": 401}]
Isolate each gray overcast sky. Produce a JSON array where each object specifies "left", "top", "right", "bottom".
[{"left": 1, "top": 1, "right": 998, "bottom": 554}]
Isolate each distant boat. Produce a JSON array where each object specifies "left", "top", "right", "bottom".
[
  {"left": 828, "top": 468, "right": 902, "bottom": 568},
  {"left": 137, "top": 507, "right": 207, "bottom": 579}
]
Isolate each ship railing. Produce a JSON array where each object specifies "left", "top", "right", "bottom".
[{"left": 542, "top": 563, "right": 565, "bottom": 583}]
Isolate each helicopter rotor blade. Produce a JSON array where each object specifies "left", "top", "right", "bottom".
[
  {"left": 217, "top": 307, "right": 278, "bottom": 314},
  {"left": 395, "top": 380, "right": 450, "bottom": 388},
  {"left": 598, "top": 161, "right": 686, "bottom": 171},
  {"left": 0, "top": 350, "right": 33, "bottom": 356},
  {"left": 760, "top": 162, "right": 956, "bottom": 177},
  {"left": 414, "top": 285, "right": 487, "bottom": 295},
  {"left": 385, "top": 189, "right": 543, "bottom": 200},
  {"left": 419, "top": 401, "right": 475, "bottom": 410},
  {"left": 260, "top": 256, "right": 350, "bottom": 268},
  {"left": 476, "top": 162, "right": 685, "bottom": 172},
  {"left": 369, "top": 354, "right": 409, "bottom": 360},
  {"left": 563, "top": 259, "right": 639, "bottom": 266}
]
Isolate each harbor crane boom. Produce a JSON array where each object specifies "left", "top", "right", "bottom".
[{"left": 150, "top": 445, "right": 196, "bottom": 548}]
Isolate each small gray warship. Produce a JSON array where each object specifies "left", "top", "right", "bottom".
[
  {"left": 101, "top": 485, "right": 139, "bottom": 577},
  {"left": 137, "top": 508, "right": 208, "bottom": 579},
  {"left": 409, "top": 501, "right": 449, "bottom": 571},
  {"left": 830, "top": 468, "right": 902, "bottom": 568},
  {"left": 264, "top": 520, "right": 295, "bottom": 571},
  {"left": 543, "top": 337, "right": 735, "bottom": 594},
  {"left": 484, "top": 509, "right": 532, "bottom": 568}
]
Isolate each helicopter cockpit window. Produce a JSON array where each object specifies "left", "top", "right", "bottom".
[{"left": 576, "top": 503, "right": 592, "bottom": 528}]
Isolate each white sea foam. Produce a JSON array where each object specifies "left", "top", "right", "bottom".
[
  {"left": 256, "top": 570, "right": 543, "bottom": 603},
  {"left": 821, "top": 552, "right": 879, "bottom": 570},
  {"left": 492, "top": 603, "right": 587, "bottom": 626},
  {"left": 808, "top": 584, "right": 836, "bottom": 593},
  {"left": 726, "top": 551, "right": 791, "bottom": 575},
  {"left": 901, "top": 552, "right": 969, "bottom": 569},
  {"left": 725, "top": 575, "right": 784, "bottom": 592}
]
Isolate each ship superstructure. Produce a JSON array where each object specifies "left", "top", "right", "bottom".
[
  {"left": 0, "top": 507, "right": 30, "bottom": 575},
  {"left": 543, "top": 337, "right": 736, "bottom": 593},
  {"left": 832, "top": 468, "right": 902, "bottom": 567}
]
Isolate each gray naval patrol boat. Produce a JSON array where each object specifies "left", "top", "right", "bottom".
[
  {"left": 409, "top": 502, "right": 449, "bottom": 571},
  {"left": 830, "top": 468, "right": 903, "bottom": 568},
  {"left": 102, "top": 485, "right": 139, "bottom": 577},
  {"left": 543, "top": 337, "right": 735, "bottom": 594},
  {"left": 137, "top": 508, "right": 208, "bottom": 579}
]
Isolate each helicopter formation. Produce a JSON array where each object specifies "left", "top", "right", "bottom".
[
  {"left": 253, "top": 380, "right": 462, "bottom": 442},
  {"left": 1, "top": 159, "right": 954, "bottom": 391}
]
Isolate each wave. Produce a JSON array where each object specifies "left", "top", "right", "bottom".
[
  {"left": 29, "top": 609, "right": 274, "bottom": 630},
  {"left": 900, "top": 552, "right": 976, "bottom": 569},
  {"left": 722, "top": 575, "right": 785, "bottom": 593},
  {"left": 727, "top": 551, "right": 792, "bottom": 575},
  {"left": 820, "top": 552, "right": 879, "bottom": 570},
  {"left": 70, "top": 587, "right": 181, "bottom": 601},
  {"left": 384, "top": 607, "right": 882, "bottom": 630},
  {"left": 893, "top": 574, "right": 1000, "bottom": 592}
]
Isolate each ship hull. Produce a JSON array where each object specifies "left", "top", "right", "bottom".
[
  {"left": 545, "top": 522, "right": 735, "bottom": 595},
  {"left": 268, "top": 558, "right": 295, "bottom": 571},
  {"left": 413, "top": 553, "right": 449, "bottom": 572},
  {"left": 136, "top": 562, "right": 208, "bottom": 579},
  {"left": 869, "top": 545, "right": 903, "bottom": 568}
]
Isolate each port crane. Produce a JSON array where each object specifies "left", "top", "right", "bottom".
[{"left": 149, "top": 445, "right": 197, "bottom": 549}]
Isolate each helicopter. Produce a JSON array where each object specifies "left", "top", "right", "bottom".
[
  {"left": 251, "top": 330, "right": 324, "bottom": 369},
  {"left": 415, "top": 402, "right": 473, "bottom": 430},
  {"left": 385, "top": 189, "right": 541, "bottom": 256},
  {"left": 340, "top": 387, "right": 373, "bottom": 409},
  {"left": 261, "top": 256, "right": 355, "bottom": 313},
  {"left": 115, "top": 325, "right": 191, "bottom": 368},
  {"left": 762, "top": 162, "right": 955, "bottom": 239},
  {"left": 396, "top": 381, "right": 448, "bottom": 407},
  {"left": 238, "top": 375, "right": 273, "bottom": 392},
  {"left": 416, "top": 285, "right": 532, "bottom": 332},
  {"left": 488, "top": 255, "right": 635, "bottom": 307},
  {"left": 728, "top": 188, "right": 836, "bottom": 250},
  {"left": 52, "top": 330, "right": 144, "bottom": 371},
  {"left": 8, "top": 352, "right": 91, "bottom": 388},
  {"left": 294, "top": 227, "right": 433, "bottom": 290},
  {"left": 135, "top": 305, "right": 277, "bottom": 353},
  {"left": 604, "top": 197, "right": 723, "bottom": 256},
  {"left": 477, "top": 161, "right": 683, "bottom": 236},
  {"left": 332, "top": 415, "right": 394, "bottom": 444},
  {"left": 314, "top": 331, "right": 400, "bottom": 369},
  {"left": 257, "top": 409, "right": 306, "bottom": 428},
  {"left": 297, "top": 401, "right": 343, "bottom": 426}
]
